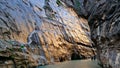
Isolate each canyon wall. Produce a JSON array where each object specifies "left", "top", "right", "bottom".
[
  {"left": 64, "top": 0, "right": 120, "bottom": 68},
  {"left": 0, "top": 0, "right": 94, "bottom": 67}
]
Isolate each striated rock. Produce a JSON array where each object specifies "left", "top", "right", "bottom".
[
  {"left": 65, "top": 0, "right": 120, "bottom": 68},
  {"left": 0, "top": 0, "right": 95, "bottom": 67},
  {"left": 88, "top": 1, "right": 120, "bottom": 68}
]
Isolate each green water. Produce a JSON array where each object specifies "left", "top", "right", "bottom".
[{"left": 38, "top": 59, "right": 101, "bottom": 68}]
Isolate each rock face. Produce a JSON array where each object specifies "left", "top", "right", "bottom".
[
  {"left": 65, "top": 0, "right": 120, "bottom": 68},
  {"left": 0, "top": 0, "right": 94, "bottom": 67}
]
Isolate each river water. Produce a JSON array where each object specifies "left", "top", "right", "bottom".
[{"left": 38, "top": 59, "right": 101, "bottom": 68}]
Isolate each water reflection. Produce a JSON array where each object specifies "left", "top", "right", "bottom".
[{"left": 39, "top": 59, "right": 101, "bottom": 68}]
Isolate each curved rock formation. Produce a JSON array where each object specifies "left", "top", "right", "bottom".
[
  {"left": 64, "top": 0, "right": 120, "bottom": 68},
  {"left": 0, "top": 0, "right": 95, "bottom": 67}
]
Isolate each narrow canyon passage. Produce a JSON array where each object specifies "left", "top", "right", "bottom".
[{"left": 0, "top": 0, "right": 120, "bottom": 68}]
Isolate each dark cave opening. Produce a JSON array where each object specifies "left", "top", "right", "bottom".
[
  {"left": 59, "top": 57, "right": 64, "bottom": 62},
  {"left": 71, "top": 53, "right": 85, "bottom": 60}
]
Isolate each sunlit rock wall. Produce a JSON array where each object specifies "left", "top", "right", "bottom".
[
  {"left": 0, "top": 0, "right": 94, "bottom": 67},
  {"left": 64, "top": 0, "right": 120, "bottom": 68}
]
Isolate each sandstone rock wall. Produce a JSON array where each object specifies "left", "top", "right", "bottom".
[{"left": 0, "top": 0, "right": 94, "bottom": 67}]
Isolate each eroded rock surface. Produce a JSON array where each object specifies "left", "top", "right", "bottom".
[
  {"left": 64, "top": 0, "right": 120, "bottom": 68},
  {"left": 0, "top": 0, "right": 95, "bottom": 67}
]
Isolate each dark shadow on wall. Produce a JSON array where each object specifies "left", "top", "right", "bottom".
[
  {"left": 0, "top": 56, "right": 17, "bottom": 68},
  {"left": 71, "top": 53, "right": 86, "bottom": 60}
]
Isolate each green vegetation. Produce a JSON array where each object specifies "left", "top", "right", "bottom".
[
  {"left": 74, "top": 0, "right": 80, "bottom": 9},
  {"left": 9, "top": 55, "right": 15, "bottom": 59},
  {"left": 20, "top": 44, "right": 24, "bottom": 49},
  {"left": 73, "top": 0, "right": 81, "bottom": 15},
  {"left": 76, "top": 1, "right": 80, "bottom": 8},
  {"left": 56, "top": 0, "right": 62, "bottom": 6},
  {"left": 45, "top": 0, "right": 49, "bottom": 2}
]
